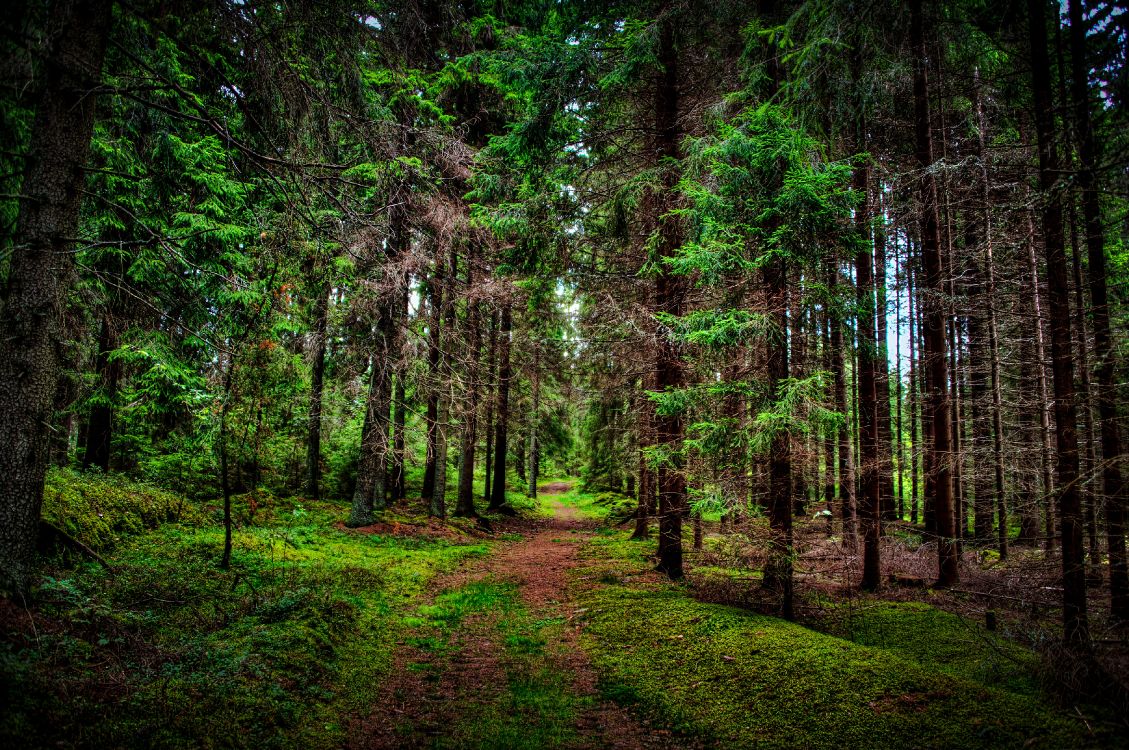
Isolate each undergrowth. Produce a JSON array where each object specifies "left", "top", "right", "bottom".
[{"left": 1, "top": 471, "right": 489, "bottom": 749}]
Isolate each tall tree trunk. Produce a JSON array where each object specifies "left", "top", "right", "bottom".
[
  {"left": 422, "top": 252, "right": 445, "bottom": 502},
  {"left": 0, "top": 0, "right": 113, "bottom": 593},
  {"left": 853, "top": 137, "right": 881, "bottom": 591},
  {"left": 306, "top": 276, "right": 330, "bottom": 500},
  {"left": 830, "top": 253, "right": 855, "bottom": 544},
  {"left": 454, "top": 246, "right": 481, "bottom": 519},
  {"left": 911, "top": 0, "right": 958, "bottom": 587},
  {"left": 1069, "top": 0, "right": 1128, "bottom": 620},
  {"left": 1028, "top": 0, "right": 1088, "bottom": 646},
  {"left": 528, "top": 345, "right": 540, "bottom": 499},
  {"left": 489, "top": 304, "right": 512, "bottom": 510},
  {"left": 874, "top": 188, "right": 894, "bottom": 523},
  {"left": 482, "top": 309, "right": 497, "bottom": 503},
  {"left": 651, "top": 17, "right": 688, "bottom": 580},
  {"left": 83, "top": 315, "right": 119, "bottom": 472},
  {"left": 908, "top": 247, "right": 921, "bottom": 526},
  {"left": 390, "top": 287, "right": 409, "bottom": 503},
  {"left": 432, "top": 245, "right": 459, "bottom": 518}
]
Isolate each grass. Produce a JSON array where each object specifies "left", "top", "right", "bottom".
[
  {"left": 571, "top": 532, "right": 1104, "bottom": 750},
  {"left": 2, "top": 472, "right": 490, "bottom": 749}
]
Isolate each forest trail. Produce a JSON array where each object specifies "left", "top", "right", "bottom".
[{"left": 350, "top": 488, "right": 688, "bottom": 749}]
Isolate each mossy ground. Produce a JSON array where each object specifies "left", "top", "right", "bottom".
[
  {"left": 572, "top": 532, "right": 1110, "bottom": 750},
  {"left": 2, "top": 472, "right": 490, "bottom": 749},
  {"left": 3, "top": 473, "right": 1116, "bottom": 749}
]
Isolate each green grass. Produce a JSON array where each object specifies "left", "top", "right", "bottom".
[
  {"left": 572, "top": 533, "right": 1102, "bottom": 750},
  {"left": 2, "top": 473, "right": 490, "bottom": 749}
]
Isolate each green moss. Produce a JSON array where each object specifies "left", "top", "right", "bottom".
[
  {"left": 3, "top": 478, "right": 491, "bottom": 750},
  {"left": 573, "top": 533, "right": 1098, "bottom": 750},
  {"left": 817, "top": 601, "right": 1041, "bottom": 696},
  {"left": 41, "top": 467, "right": 206, "bottom": 551}
]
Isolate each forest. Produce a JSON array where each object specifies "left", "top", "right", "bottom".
[{"left": 2, "top": 0, "right": 1129, "bottom": 747}]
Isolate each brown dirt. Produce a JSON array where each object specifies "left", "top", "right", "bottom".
[{"left": 349, "top": 498, "right": 686, "bottom": 750}]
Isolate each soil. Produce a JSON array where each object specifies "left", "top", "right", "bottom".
[{"left": 349, "top": 485, "right": 687, "bottom": 749}]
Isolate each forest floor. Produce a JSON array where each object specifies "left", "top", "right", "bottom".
[
  {"left": 351, "top": 483, "right": 690, "bottom": 749},
  {"left": 4, "top": 471, "right": 1124, "bottom": 749}
]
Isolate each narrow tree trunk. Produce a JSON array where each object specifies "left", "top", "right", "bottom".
[
  {"left": 454, "top": 247, "right": 481, "bottom": 518},
  {"left": 830, "top": 254, "right": 856, "bottom": 544},
  {"left": 422, "top": 254, "right": 444, "bottom": 501},
  {"left": 1069, "top": 0, "right": 1128, "bottom": 620},
  {"left": 482, "top": 310, "right": 497, "bottom": 503},
  {"left": 911, "top": 0, "right": 958, "bottom": 588},
  {"left": 390, "top": 287, "right": 409, "bottom": 503},
  {"left": 1028, "top": 0, "right": 1088, "bottom": 646},
  {"left": 853, "top": 141, "right": 881, "bottom": 591},
  {"left": 528, "top": 345, "right": 540, "bottom": 500},
  {"left": 83, "top": 315, "right": 119, "bottom": 472},
  {"left": 489, "top": 304, "right": 513, "bottom": 510},
  {"left": 306, "top": 276, "right": 330, "bottom": 500},
  {"left": 874, "top": 189, "right": 894, "bottom": 524},
  {"left": 0, "top": 0, "right": 113, "bottom": 593}
]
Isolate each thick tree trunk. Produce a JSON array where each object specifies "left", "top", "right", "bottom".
[
  {"left": 1069, "top": 0, "right": 1128, "bottom": 620},
  {"left": 1028, "top": 0, "right": 1088, "bottom": 646},
  {"left": 911, "top": 0, "right": 957, "bottom": 588},
  {"left": 0, "top": 0, "right": 113, "bottom": 593},
  {"left": 873, "top": 191, "right": 894, "bottom": 524}
]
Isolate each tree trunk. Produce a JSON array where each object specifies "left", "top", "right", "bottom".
[
  {"left": 307, "top": 276, "right": 330, "bottom": 500},
  {"left": 528, "top": 345, "right": 540, "bottom": 499},
  {"left": 830, "top": 253, "right": 855, "bottom": 544},
  {"left": 454, "top": 246, "right": 481, "bottom": 518},
  {"left": 422, "top": 253, "right": 445, "bottom": 502},
  {"left": 853, "top": 142, "right": 881, "bottom": 592},
  {"left": 0, "top": 0, "right": 113, "bottom": 593},
  {"left": 1069, "top": 0, "right": 1128, "bottom": 620},
  {"left": 489, "top": 304, "right": 512, "bottom": 510},
  {"left": 482, "top": 309, "right": 497, "bottom": 503},
  {"left": 1028, "top": 0, "right": 1088, "bottom": 646},
  {"left": 650, "top": 17, "right": 688, "bottom": 580},
  {"left": 911, "top": 0, "right": 957, "bottom": 588},
  {"left": 83, "top": 315, "right": 119, "bottom": 472}
]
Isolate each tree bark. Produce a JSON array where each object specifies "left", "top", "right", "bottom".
[
  {"left": 454, "top": 245, "right": 481, "bottom": 518},
  {"left": 911, "top": 0, "right": 958, "bottom": 588},
  {"left": 83, "top": 315, "right": 119, "bottom": 472},
  {"left": 306, "top": 276, "right": 330, "bottom": 500},
  {"left": 1069, "top": 0, "right": 1128, "bottom": 620},
  {"left": 0, "top": 0, "right": 113, "bottom": 593},
  {"left": 1028, "top": 0, "right": 1088, "bottom": 646},
  {"left": 651, "top": 17, "right": 688, "bottom": 580},
  {"left": 853, "top": 144, "right": 881, "bottom": 591},
  {"left": 489, "top": 304, "right": 512, "bottom": 510}
]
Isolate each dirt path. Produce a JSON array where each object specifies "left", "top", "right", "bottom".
[{"left": 350, "top": 487, "right": 683, "bottom": 749}]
